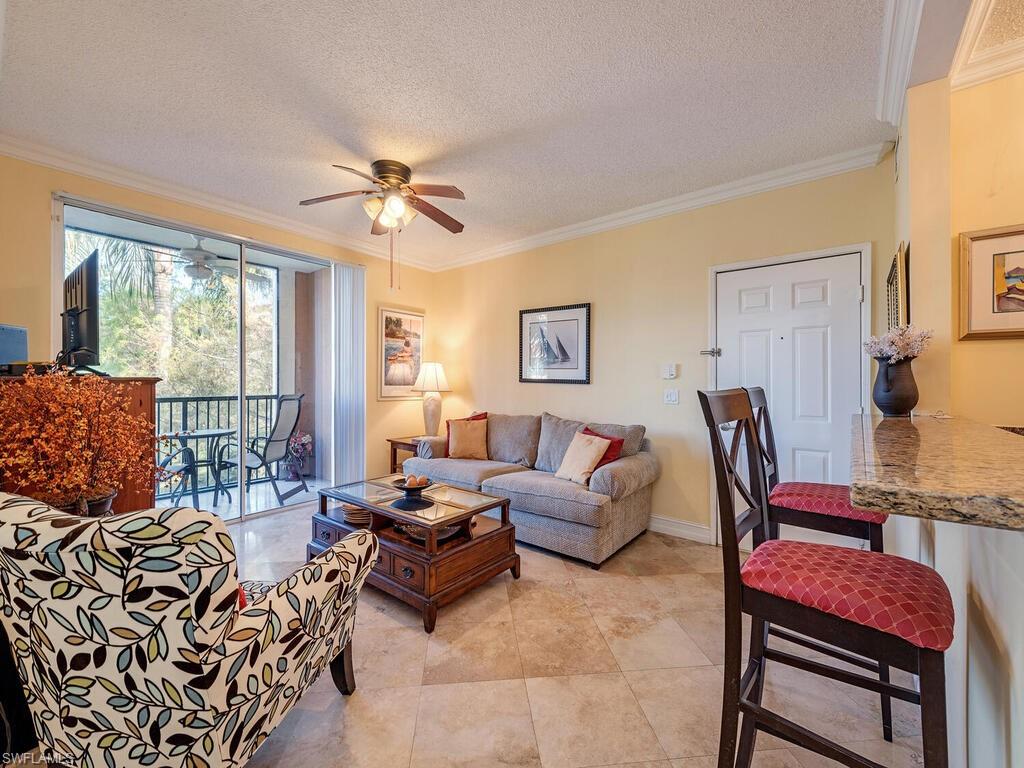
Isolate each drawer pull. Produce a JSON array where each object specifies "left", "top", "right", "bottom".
[
  {"left": 401, "top": 566, "right": 415, "bottom": 579},
  {"left": 319, "top": 530, "right": 331, "bottom": 541}
]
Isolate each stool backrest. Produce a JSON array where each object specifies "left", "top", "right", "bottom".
[
  {"left": 697, "top": 388, "right": 771, "bottom": 580},
  {"left": 745, "top": 386, "right": 780, "bottom": 491}
]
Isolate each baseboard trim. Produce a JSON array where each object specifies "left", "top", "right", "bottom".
[{"left": 648, "top": 515, "right": 713, "bottom": 545}]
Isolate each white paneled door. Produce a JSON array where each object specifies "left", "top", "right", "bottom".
[{"left": 714, "top": 251, "right": 865, "bottom": 543}]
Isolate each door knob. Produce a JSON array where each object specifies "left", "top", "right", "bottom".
[{"left": 699, "top": 348, "right": 722, "bottom": 357}]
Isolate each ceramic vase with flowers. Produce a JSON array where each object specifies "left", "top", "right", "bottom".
[
  {"left": 863, "top": 325, "right": 933, "bottom": 417},
  {"left": 0, "top": 368, "right": 162, "bottom": 516}
]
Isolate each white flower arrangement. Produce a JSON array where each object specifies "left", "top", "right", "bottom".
[{"left": 863, "top": 324, "right": 933, "bottom": 363}]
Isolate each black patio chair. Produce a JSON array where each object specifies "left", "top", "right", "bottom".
[
  {"left": 158, "top": 445, "right": 200, "bottom": 509},
  {"left": 213, "top": 394, "right": 308, "bottom": 507}
]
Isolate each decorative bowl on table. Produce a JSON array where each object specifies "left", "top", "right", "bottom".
[{"left": 392, "top": 477, "right": 434, "bottom": 498}]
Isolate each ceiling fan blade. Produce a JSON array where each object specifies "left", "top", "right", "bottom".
[
  {"left": 332, "top": 164, "right": 386, "bottom": 186},
  {"left": 299, "top": 189, "right": 375, "bottom": 206},
  {"left": 405, "top": 183, "right": 465, "bottom": 200},
  {"left": 370, "top": 212, "right": 389, "bottom": 236},
  {"left": 407, "top": 195, "right": 464, "bottom": 234}
]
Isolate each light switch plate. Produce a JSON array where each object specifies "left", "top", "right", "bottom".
[
  {"left": 663, "top": 388, "right": 680, "bottom": 405},
  {"left": 661, "top": 363, "right": 678, "bottom": 380}
]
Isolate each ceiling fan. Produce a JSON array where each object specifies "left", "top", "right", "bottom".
[
  {"left": 299, "top": 159, "right": 465, "bottom": 236},
  {"left": 179, "top": 237, "right": 239, "bottom": 280}
]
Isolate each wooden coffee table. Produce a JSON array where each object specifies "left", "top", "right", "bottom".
[{"left": 308, "top": 475, "right": 520, "bottom": 632}]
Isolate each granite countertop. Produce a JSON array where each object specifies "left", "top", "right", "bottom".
[{"left": 850, "top": 415, "right": 1024, "bottom": 530}]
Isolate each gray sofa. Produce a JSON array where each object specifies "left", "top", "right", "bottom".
[{"left": 403, "top": 412, "right": 660, "bottom": 566}]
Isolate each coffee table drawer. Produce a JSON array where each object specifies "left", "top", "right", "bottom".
[
  {"left": 312, "top": 520, "right": 336, "bottom": 546},
  {"left": 373, "top": 550, "right": 392, "bottom": 575},
  {"left": 392, "top": 555, "right": 425, "bottom": 590}
]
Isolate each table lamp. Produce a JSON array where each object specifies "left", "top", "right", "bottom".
[{"left": 411, "top": 362, "right": 451, "bottom": 436}]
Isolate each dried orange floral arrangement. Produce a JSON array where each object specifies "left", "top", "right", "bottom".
[{"left": 0, "top": 368, "right": 160, "bottom": 514}]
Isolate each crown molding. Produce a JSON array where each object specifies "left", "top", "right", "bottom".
[
  {"left": 876, "top": 0, "right": 925, "bottom": 125},
  {"left": 950, "top": 0, "right": 1024, "bottom": 90},
  {"left": 0, "top": 134, "right": 443, "bottom": 269},
  {"left": 442, "top": 143, "right": 890, "bottom": 271},
  {"left": 2, "top": 134, "right": 890, "bottom": 275}
]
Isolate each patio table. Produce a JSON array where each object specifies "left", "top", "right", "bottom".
[{"left": 159, "top": 427, "right": 235, "bottom": 507}]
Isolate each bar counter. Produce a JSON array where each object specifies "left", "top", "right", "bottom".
[{"left": 850, "top": 414, "right": 1024, "bottom": 530}]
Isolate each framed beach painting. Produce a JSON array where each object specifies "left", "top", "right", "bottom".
[
  {"left": 959, "top": 225, "right": 1024, "bottom": 340},
  {"left": 379, "top": 306, "right": 424, "bottom": 399},
  {"left": 519, "top": 303, "right": 591, "bottom": 384}
]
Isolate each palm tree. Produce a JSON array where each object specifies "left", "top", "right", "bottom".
[{"left": 65, "top": 230, "right": 177, "bottom": 378}]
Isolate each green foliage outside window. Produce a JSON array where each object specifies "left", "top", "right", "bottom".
[{"left": 64, "top": 230, "right": 277, "bottom": 397}]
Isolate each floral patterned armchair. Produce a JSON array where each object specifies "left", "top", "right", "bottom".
[{"left": 0, "top": 493, "right": 378, "bottom": 768}]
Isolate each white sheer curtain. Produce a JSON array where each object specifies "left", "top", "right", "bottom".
[{"left": 332, "top": 263, "right": 366, "bottom": 484}]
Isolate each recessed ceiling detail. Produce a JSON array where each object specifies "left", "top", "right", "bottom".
[
  {"left": 952, "top": 0, "right": 1024, "bottom": 89},
  {"left": 0, "top": 1, "right": 898, "bottom": 269}
]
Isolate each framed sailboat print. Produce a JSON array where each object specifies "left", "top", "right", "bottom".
[{"left": 519, "top": 303, "right": 591, "bottom": 384}]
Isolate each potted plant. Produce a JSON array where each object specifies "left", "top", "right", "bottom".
[
  {"left": 0, "top": 368, "right": 161, "bottom": 516},
  {"left": 286, "top": 431, "right": 313, "bottom": 480},
  {"left": 863, "top": 325, "right": 933, "bottom": 417}
]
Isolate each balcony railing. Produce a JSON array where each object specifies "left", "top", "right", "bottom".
[{"left": 155, "top": 394, "right": 278, "bottom": 498}]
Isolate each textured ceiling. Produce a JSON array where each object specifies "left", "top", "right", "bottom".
[
  {"left": 0, "top": 0, "right": 895, "bottom": 268},
  {"left": 977, "top": 0, "right": 1024, "bottom": 50}
]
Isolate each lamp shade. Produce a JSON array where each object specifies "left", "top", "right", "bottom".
[{"left": 411, "top": 362, "right": 451, "bottom": 393}]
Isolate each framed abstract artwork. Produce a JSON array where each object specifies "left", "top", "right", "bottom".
[
  {"left": 379, "top": 306, "right": 424, "bottom": 399},
  {"left": 519, "top": 303, "right": 591, "bottom": 384},
  {"left": 959, "top": 225, "right": 1024, "bottom": 340}
]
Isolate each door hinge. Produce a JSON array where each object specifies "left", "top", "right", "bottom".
[
  {"left": 859, "top": 285, "right": 865, "bottom": 303},
  {"left": 699, "top": 348, "right": 722, "bottom": 357}
]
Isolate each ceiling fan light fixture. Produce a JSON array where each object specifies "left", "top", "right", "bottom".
[
  {"left": 378, "top": 211, "right": 398, "bottom": 229},
  {"left": 184, "top": 262, "right": 214, "bottom": 280},
  {"left": 362, "top": 196, "right": 383, "bottom": 220},
  {"left": 384, "top": 191, "right": 406, "bottom": 218}
]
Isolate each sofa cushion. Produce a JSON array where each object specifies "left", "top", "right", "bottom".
[
  {"left": 481, "top": 470, "right": 612, "bottom": 527},
  {"left": 536, "top": 412, "right": 585, "bottom": 473},
  {"left": 403, "top": 456, "right": 528, "bottom": 490},
  {"left": 555, "top": 431, "right": 611, "bottom": 485},
  {"left": 446, "top": 411, "right": 487, "bottom": 455},
  {"left": 488, "top": 413, "right": 542, "bottom": 466},
  {"left": 582, "top": 426, "right": 624, "bottom": 468},
  {"left": 585, "top": 421, "right": 646, "bottom": 457},
  {"left": 449, "top": 418, "right": 488, "bottom": 459}
]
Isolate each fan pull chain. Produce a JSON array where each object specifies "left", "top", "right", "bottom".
[{"left": 389, "top": 227, "right": 395, "bottom": 289}]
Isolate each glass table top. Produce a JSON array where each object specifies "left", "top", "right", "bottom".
[{"left": 320, "top": 474, "right": 504, "bottom": 527}]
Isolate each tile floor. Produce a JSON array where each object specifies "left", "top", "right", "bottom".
[{"left": 235, "top": 505, "right": 926, "bottom": 768}]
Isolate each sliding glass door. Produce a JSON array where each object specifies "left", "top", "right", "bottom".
[
  {"left": 59, "top": 200, "right": 335, "bottom": 521},
  {"left": 241, "top": 247, "right": 333, "bottom": 516}
]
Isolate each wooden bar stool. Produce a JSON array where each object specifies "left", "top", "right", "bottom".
[
  {"left": 746, "top": 386, "right": 888, "bottom": 551},
  {"left": 746, "top": 385, "right": 895, "bottom": 740},
  {"left": 698, "top": 388, "right": 952, "bottom": 768}
]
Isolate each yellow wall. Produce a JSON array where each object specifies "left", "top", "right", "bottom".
[
  {"left": 948, "top": 71, "right": 1024, "bottom": 766},
  {"left": 435, "top": 158, "right": 896, "bottom": 528},
  {"left": 0, "top": 153, "right": 437, "bottom": 476},
  {"left": 951, "top": 70, "right": 1024, "bottom": 425}
]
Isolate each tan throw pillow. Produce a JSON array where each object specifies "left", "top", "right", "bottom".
[
  {"left": 448, "top": 417, "right": 489, "bottom": 460},
  {"left": 555, "top": 431, "right": 612, "bottom": 485}
]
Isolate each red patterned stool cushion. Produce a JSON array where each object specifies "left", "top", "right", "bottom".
[
  {"left": 741, "top": 539, "right": 954, "bottom": 651},
  {"left": 769, "top": 481, "right": 888, "bottom": 525}
]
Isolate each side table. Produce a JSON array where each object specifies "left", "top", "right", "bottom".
[{"left": 387, "top": 436, "right": 423, "bottom": 474}]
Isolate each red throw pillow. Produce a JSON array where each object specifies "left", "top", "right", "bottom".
[
  {"left": 446, "top": 412, "right": 487, "bottom": 456},
  {"left": 237, "top": 585, "right": 248, "bottom": 609},
  {"left": 582, "top": 427, "right": 624, "bottom": 468}
]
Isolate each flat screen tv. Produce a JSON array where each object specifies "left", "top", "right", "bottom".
[{"left": 61, "top": 249, "right": 100, "bottom": 368}]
